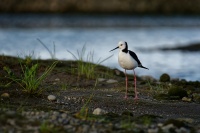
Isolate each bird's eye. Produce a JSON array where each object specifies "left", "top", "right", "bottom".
[{"left": 120, "top": 44, "right": 123, "bottom": 46}]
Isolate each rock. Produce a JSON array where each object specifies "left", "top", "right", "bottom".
[
  {"left": 171, "top": 78, "right": 180, "bottom": 81},
  {"left": 160, "top": 73, "right": 170, "bottom": 82},
  {"left": 140, "top": 75, "right": 156, "bottom": 82},
  {"left": 55, "top": 78, "right": 60, "bottom": 81},
  {"left": 106, "top": 79, "right": 118, "bottom": 84},
  {"left": 182, "top": 97, "right": 192, "bottom": 102},
  {"left": 6, "top": 110, "right": 16, "bottom": 116},
  {"left": 148, "top": 128, "right": 158, "bottom": 133},
  {"left": 175, "top": 127, "right": 189, "bottom": 133},
  {"left": 177, "top": 118, "right": 194, "bottom": 124},
  {"left": 161, "top": 124, "right": 175, "bottom": 133},
  {"left": 61, "top": 113, "right": 67, "bottom": 119},
  {"left": 107, "top": 95, "right": 113, "bottom": 97},
  {"left": 168, "top": 86, "right": 188, "bottom": 99},
  {"left": 114, "top": 69, "right": 121, "bottom": 75},
  {"left": 93, "top": 108, "right": 107, "bottom": 115},
  {"left": 97, "top": 78, "right": 106, "bottom": 82},
  {"left": 164, "top": 119, "right": 186, "bottom": 128},
  {"left": 193, "top": 93, "right": 200, "bottom": 103},
  {"left": 1, "top": 93, "right": 10, "bottom": 98},
  {"left": 47, "top": 95, "right": 56, "bottom": 101},
  {"left": 157, "top": 123, "right": 163, "bottom": 127}
]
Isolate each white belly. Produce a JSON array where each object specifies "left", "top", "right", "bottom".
[{"left": 118, "top": 51, "right": 138, "bottom": 70}]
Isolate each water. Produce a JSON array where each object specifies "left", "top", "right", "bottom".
[{"left": 0, "top": 14, "right": 200, "bottom": 81}]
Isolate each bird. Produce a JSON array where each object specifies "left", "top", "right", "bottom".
[{"left": 110, "top": 41, "right": 149, "bottom": 99}]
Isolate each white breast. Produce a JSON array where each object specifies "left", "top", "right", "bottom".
[{"left": 118, "top": 51, "right": 138, "bottom": 70}]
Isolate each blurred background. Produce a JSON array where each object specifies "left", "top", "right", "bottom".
[{"left": 0, "top": 0, "right": 200, "bottom": 81}]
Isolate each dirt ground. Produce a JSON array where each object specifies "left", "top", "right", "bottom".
[{"left": 1, "top": 55, "right": 200, "bottom": 132}]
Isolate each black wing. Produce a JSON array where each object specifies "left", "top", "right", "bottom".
[
  {"left": 129, "top": 50, "right": 149, "bottom": 70},
  {"left": 129, "top": 50, "right": 141, "bottom": 65}
]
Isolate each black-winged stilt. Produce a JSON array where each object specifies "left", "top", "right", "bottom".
[{"left": 110, "top": 41, "right": 149, "bottom": 99}]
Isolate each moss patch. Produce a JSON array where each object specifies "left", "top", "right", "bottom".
[
  {"left": 160, "top": 73, "right": 170, "bottom": 82},
  {"left": 168, "top": 86, "right": 188, "bottom": 99}
]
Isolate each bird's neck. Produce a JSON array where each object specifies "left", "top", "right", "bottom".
[{"left": 122, "top": 48, "right": 128, "bottom": 53}]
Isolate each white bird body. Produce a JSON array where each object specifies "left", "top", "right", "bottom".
[
  {"left": 110, "top": 41, "right": 148, "bottom": 99},
  {"left": 118, "top": 50, "right": 138, "bottom": 70}
]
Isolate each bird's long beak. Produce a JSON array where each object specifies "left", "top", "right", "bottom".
[{"left": 109, "top": 46, "right": 119, "bottom": 52}]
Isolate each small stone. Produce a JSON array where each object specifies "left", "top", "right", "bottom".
[
  {"left": 6, "top": 110, "right": 16, "bottom": 116},
  {"left": 61, "top": 113, "right": 67, "bottom": 119},
  {"left": 106, "top": 79, "right": 118, "bottom": 84},
  {"left": 64, "top": 125, "right": 73, "bottom": 130},
  {"left": 93, "top": 108, "right": 107, "bottom": 115},
  {"left": 177, "top": 118, "right": 194, "bottom": 124},
  {"left": 193, "top": 93, "right": 200, "bottom": 103},
  {"left": 52, "top": 111, "right": 60, "bottom": 116},
  {"left": 140, "top": 75, "right": 156, "bottom": 82},
  {"left": 58, "top": 118, "right": 63, "bottom": 123},
  {"left": 114, "top": 69, "right": 121, "bottom": 75},
  {"left": 148, "top": 128, "right": 158, "bottom": 133},
  {"left": 30, "top": 111, "right": 35, "bottom": 115},
  {"left": 171, "top": 78, "right": 179, "bottom": 81},
  {"left": 48, "top": 95, "right": 56, "bottom": 101},
  {"left": 51, "top": 115, "right": 57, "bottom": 121},
  {"left": 182, "top": 97, "right": 192, "bottom": 102},
  {"left": 76, "top": 124, "right": 89, "bottom": 133},
  {"left": 175, "top": 127, "right": 189, "bottom": 133},
  {"left": 55, "top": 78, "right": 60, "bottom": 81},
  {"left": 107, "top": 95, "right": 113, "bottom": 97},
  {"left": 157, "top": 123, "right": 163, "bottom": 127},
  {"left": 162, "top": 124, "right": 175, "bottom": 132},
  {"left": 97, "top": 78, "right": 106, "bottom": 82},
  {"left": 35, "top": 112, "right": 40, "bottom": 116},
  {"left": 1, "top": 93, "right": 10, "bottom": 98}
]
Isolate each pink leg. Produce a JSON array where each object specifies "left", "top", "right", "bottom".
[
  {"left": 133, "top": 70, "right": 139, "bottom": 100},
  {"left": 124, "top": 69, "right": 128, "bottom": 99}
]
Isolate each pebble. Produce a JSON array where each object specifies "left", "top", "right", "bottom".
[
  {"left": 93, "top": 108, "right": 107, "bottom": 115},
  {"left": 47, "top": 95, "right": 56, "bottom": 101},
  {"left": 114, "top": 69, "right": 121, "bottom": 75},
  {"left": 55, "top": 78, "right": 60, "bottom": 81},
  {"left": 161, "top": 124, "right": 175, "bottom": 132},
  {"left": 106, "top": 79, "right": 118, "bottom": 84},
  {"left": 1, "top": 92, "right": 10, "bottom": 98},
  {"left": 107, "top": 95, "right": 113, "bottom": 97},
  {"left": 1, "top": 110, "right": 200, "bottom": 133},
  {"left": 175, "top": 127, "right": 189, "bottom": 133},
  {"left": 61, "top": 113, "right": 67, "bottom": 119},
  {"left": 148, "top": 128, "right": 158, "bottom": 133},
  {"left": 140, "top": 75, "right": 156, "bottom": 82},
  {"left": 177, "top": 118, "right": 194, "bottom": 124},
  {"left": 97, "top": 78, "right": 106, "bottom": 82},
  {"left": 193, "top": 93, "right": 200, "bottom": 102},
  {"left": 157, "top": 123, "right": 163, "bottom": 127},
  {"left": 182, "top": 97, "right": 192, "bottom": 102},
  {"left": 6, "top": 110, "right": 16, "bottom": 116}
]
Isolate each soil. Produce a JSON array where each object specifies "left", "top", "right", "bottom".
[{"left": 0, "top": 55, "right": 200, "bottom": 132}]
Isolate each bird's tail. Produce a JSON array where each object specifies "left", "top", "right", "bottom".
[{"left": 138, "top": 64, "right": 149, "bottom": 70}]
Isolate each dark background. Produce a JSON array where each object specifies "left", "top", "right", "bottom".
[{"left": 1, "top": 0, "right": 200, "bottom": 15}]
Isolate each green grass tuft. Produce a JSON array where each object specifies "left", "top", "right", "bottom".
[
  {"left": 4, "top": 58, "right": 58, "bottom": 95},
  {"left": 67, "top": 44, "right": 113, "bottom": 79}
]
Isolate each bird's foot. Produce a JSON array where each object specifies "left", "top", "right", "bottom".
[
  {"left": 124, "top": 95, "right": 128, "bottom": 99},
  {"left": 134, "top": 96, "right": 139, "bottom": 100}
]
